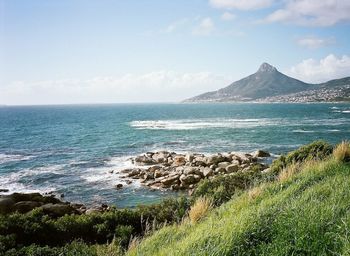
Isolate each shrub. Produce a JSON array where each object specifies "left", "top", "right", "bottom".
[
  {"left": 269, "top": 141, "right": 333, "bottom": 176},
  {"left": 333, "top": 141, "right": 350, "bottom": 162},
  {"left": 193, "top": 169, "right": 263, "bottom": 206},
  {"left": 188, "top": 197, "right": 212, "bottom": 224}
]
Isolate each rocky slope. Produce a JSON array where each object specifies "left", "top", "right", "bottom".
[{"left": 184, "top": 63, "right": 350, "bottom": 103}]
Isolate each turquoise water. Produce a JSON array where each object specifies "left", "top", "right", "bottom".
[{"left": 0, "top": 103, "right": 349, "bottom": 207}]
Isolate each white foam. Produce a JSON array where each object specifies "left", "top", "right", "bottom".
[
  {"left": 292, "top": 129, "right": 315, "bottom": 133},
  {"left": 130, "top": 117, "right": 349, "bottom": 131},
  {"left": 0, "top": 153, "right": 34, "bottom": 165},
  {"left": 130, "top": 118, "right": 286, "bottom": 130},
  {"left": 342, "top": 110, "right": 350, "bottom": 113}
]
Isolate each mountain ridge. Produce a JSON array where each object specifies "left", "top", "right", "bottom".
[{"left": 184, "top": 63, "right": 350, "bottom": 103}]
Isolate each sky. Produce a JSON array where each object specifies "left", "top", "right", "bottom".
[{"left": 0, "top": 0, "right": 350, "bottom": 105}]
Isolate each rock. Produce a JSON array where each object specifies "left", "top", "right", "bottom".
[
  {"left": 127, "top": 168, "right": 141, "bottom": 177},
  {"left": 214, "top": 167, "right": 226, "bottom": 174},
  {"left": 183, "top": 167, "right": 198, "bottom": 175},
  {"left": 253, "top": 150, "right": 271, "bottom": 158},
  {"left": 231, "top": 160, "right": 240, "bottom": 166},
  {"left": 134, "top": 155, "right": 155, "bottom": 165},
  {"left": 126, "top": 180, "right": 133, "bottom": 185},
  {"left": 0, "top": 197, "right": 15, "bottom": 214},
  {"left": 148, "top": 165, "right": 161, "bottom": 173},
  {"left": 115, "top": 184, "right": 123, "bottom": 189},
  {"left": 206, "top": 155, "right": 226, "bottom": 165},
  {"left": 217, "top": 162, "right": 231, "bottom": 168},
  {"left": 173, "top": 155, "right": 186, "bottom": 166},
  {"left": 154, "top": 169, "right": 165, "bottom": 178},
  {"left": 85, "top": 208, "right": 103, "bottom": 215},
  {"left": 41, "top": 203, "right": 76, "bottom": 217},
  {"left": 108, "top": 170, "right": 114, "bottom": 174},
  {"left": 13, "top": 201, "right": 43, "bottom": 213},
  {"left": 152, "top": 151, "right": 169, "bottom": 163},
  {"left": 185, "top": 154, "right": 194, "bottom": 162},
  {"left": 180, "top": 174, "right": 201, "bottom": 185},
  {"left": 0, "top": 189, "right": 9, "bottom": 193},
  {"left": 161, "top": 174, "right": 180, "bottom": 186},
  {"left": 226, "top": 164, "right": 239, "bottom": 173},
  {"left": 200, "top": 167, "right": 213, "bottom": 178}
]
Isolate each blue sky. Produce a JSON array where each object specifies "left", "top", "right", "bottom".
[{"left": 1, "top": 0, "right": 350, "bottom": 104}]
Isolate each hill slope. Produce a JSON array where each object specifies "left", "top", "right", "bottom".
[
  {"left": 184, "top": 63, "right": 350, "bottom": 102},
  {"left": 128, "top": 158, "right": 350, "bottom": 255}
]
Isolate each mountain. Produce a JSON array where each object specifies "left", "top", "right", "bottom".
[{"left": 184, "top": 63, "right": 350, "bottom": 102}]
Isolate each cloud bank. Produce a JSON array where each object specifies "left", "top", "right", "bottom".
[
  {"left": 266, "top": 0, "right": 350, "bottom": 26},
  {"left": 0, "top": 71, "right": 232, "bottom": 105},
  {"left": 287, "top": 54, "right": 350, "bottom": 83}
]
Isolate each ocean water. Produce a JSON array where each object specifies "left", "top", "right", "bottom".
[{"left": 0, "top": 103, "right": 349, "bottom": 207}]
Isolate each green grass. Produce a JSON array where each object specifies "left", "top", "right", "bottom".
[{"left": 127, "top": 159, "right": 350, "bottom": 256}]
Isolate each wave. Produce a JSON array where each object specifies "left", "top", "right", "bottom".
[
  {"left": 130, "top": 118, "right": 289, "bottom": 130},
  {"left": 130, "top": 118, "right": 349, "bottom": 131},
  {"left": 0, "top": 153, "right": 34, "bottom": 165},
  {"left": 292, "top": 130, "right": 315, "bottom": 133}
]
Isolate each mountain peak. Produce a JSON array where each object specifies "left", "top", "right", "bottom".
[{"left": 258, "top": 62, "right": 277, "bottom": 73}]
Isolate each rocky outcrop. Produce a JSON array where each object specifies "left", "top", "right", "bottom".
[
  {"left": 0, "top": 193, "right": 109, "bottom": 216},
  {"left": 118, "top": 150, "right": 271, "bottom": 191}
]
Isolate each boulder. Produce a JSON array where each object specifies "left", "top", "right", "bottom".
[
  {"left": 115, "top": 184, "right": 123, "bottom": 189},
  {"left": 180, "top": 174, "right": 201, "bottom": 185},
  {"left": 226, "top": 164, "right": 239, "bottom": 173},
  {"left": 173, "top": 156, "right": 186, "bottom": 166},
  {"left": 85, "top": 208, "right": 103, "bottom": 215},
  {"left": 154, "top": 169, "right": 163, "bottom": 178},
  {"left": 183, "top": 167, "right": 198, "bottom": 175},
  {"left": 41, "top": 203, "right": 76, "bottom": 217},
  {"left": 152, "top": 151, "right": 169, "bottom": 163},
  {"left": 200, "top": 167, "right": 213, "bottom": 178},
  {"left": 253, "top": 150, "right": 271, "bottom": 158},
  {"left": 0, "top": 189, "right": 9, "bottom": 193},
  {"left": 206, "top": 155, "right": 226, "bottom": 165},
  {"left": 217, "top": 162, "right": 231, "bottom": 168},
  {"left": 134, "top": 155, "right": 155, "bottom": 165},
  {"left": 13, "top": 201, "right": 43, "bottom": 213},
  {"left": 214, "top": 167, "right": 226, "bottom": 174},
  {"left": 148, "top": 165, "right": 161, "bottom": 173},
  {"left": 127, "top": 168, "right": 141, "bottom": 177},
  {"left": 185, "top": 154, "right": 194, "bottom": 163},
  {"left": 161, "top": 174, "right": 180, "bottom": 186},
  {"left": 0, "top": 197, "right": 15, "bottom": 214}
]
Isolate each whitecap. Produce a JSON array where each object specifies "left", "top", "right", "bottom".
[
  {"left": 0, "top": 153, "right": 34, "bottom": 165},
  {"left": 292, "top": 129, "right": 315, "bottom": 133}
]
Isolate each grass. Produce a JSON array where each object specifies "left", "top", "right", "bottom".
[
  {"left": 127, "top": 157, "right": 350, "bottom": 256},
  {"left": 333, "top": 141, "right": 350, "bottom": 163},
  {"left": 188, "top": 197, "right": 212, "bottom": 224}
]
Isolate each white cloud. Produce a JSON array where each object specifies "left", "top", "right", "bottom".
[
  {"left": 163, "top": 18, "right": 189, "bottom": 33},
  {"left": 192, "top": 18, "right": 215, "bottom": 36},
  {"left": 210, "top": 0, "right": 273, "bottom": 10},
  {"left": 297, "top": 36, "right": 335, "bottom": 49},
  {"left": 265, "top": 0, "right": 350, "bottom": 26},
  {"left": 0, "top": 71, "right": 232, "bottom": 105},
  {"left": 287, "top": 54, "right": 350, "bottom": 83},
  {"left": 221, "top": 12, "right": 236, "bottom": 21}
]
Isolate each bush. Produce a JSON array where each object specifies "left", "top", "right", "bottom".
[
  {"left": 269, "top": 140, "right": 333, "bottom": 175},
  {"left": 193, "top": 169, "right": 263, "bottom": 206},
  {"left": 333, "top": 141, "right": 350, "bottom": 162}
]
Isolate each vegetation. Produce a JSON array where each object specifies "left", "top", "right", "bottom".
[
  {"left": 188, "top": 197, "right": 212, "bottom": 224},
  {"left": 128, "top": 147, "right": 350, "bottom": 255},
  {"left": 1, "top": 140, "right": 349, "bottom": 255}
]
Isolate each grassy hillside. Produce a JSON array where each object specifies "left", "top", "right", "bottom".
[
  {"left": 1, "top": 141, "right": 349, "bottom": 255},
  {"left": 128, "top": 146, "right": 350, "bottom": 255}
]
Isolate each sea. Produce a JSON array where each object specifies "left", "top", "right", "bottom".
[{"left": 0, "top": 103, "right": 349, "bottom": 207}]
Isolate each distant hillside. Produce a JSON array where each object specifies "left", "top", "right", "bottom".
[{"left": 184, "top": 63, "right": 350, "bottom": 102}]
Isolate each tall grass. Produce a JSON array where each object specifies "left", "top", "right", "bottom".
[
  {"left": 333, "top": 141, "right": 350, "bottom": 162},
  {"left": 188, "top": 197, "right": 212, "bottom": 224}
]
